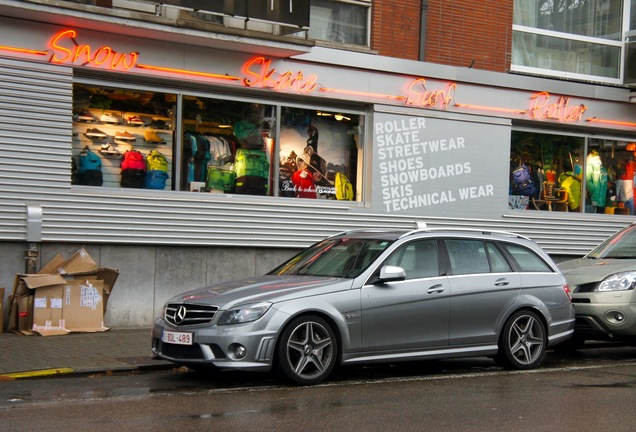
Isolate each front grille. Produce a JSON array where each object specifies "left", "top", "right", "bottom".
[
  {"left": 573, "top": 282, "right": 598, "bottom": 293},
  {"left": 572, "top": 298, "right": 591, "bottom": 304},
  {"left": 164, "top": 302, "right": 218, "bottom": 326}
]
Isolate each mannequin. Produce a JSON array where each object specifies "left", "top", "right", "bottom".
[{"left": 586, "top": 150, "right": 608, "bottom": 211}]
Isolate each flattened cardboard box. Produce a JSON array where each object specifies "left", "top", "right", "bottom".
[
  {"left": 32, "top": 284, "right": 68, "bottom": 336},
  {"left": 9, "top": 274, "right": 68, "bottom": 335},
  {"left": 32, "top": 279, "right": 108, "bottom": 336},
  {"left": 8, "top": 247, "right": 117, "bottom": 335},
  {"left": 62, "top": 279, "right": 107, "bottom": 333}
]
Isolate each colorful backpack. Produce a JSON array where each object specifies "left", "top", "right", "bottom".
[
  {"left": 121, "top": 149, "right": 146, "bottom": 188},
  {"left": 335, "top": 172, "right": 354, "bottom": 200},
  {"left": 511, "top": 165, "right": 537, "bottom": 197},
  {"left": 146, "top": 150, "right": 168, "bottom": 172},
  {"left": 121, "top": 150, "right": 146, "bottom": 171},
  {"left": 77, "top": 147, "right": 103, "bottom": 186},
  {"left": 145, "top": 170, "right": 169, "bottom": 190},
  {"left": 234, "top": 148, "right": 269, "bottom": 195}
]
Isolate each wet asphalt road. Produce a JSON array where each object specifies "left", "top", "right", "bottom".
[{"left": 1, "top": 343, "right": 635, "bottom": 432}]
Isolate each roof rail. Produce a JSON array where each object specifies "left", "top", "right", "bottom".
[
  {"left": 399, "top": 227, "right": 531, "bottom": 240},
  {"left": 329, "top": 228, "right": 394, "bottom": 238}
]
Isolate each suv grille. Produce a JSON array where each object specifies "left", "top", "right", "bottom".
[{"left": 165, "top": 303, "right": 218, "bottom": 326}]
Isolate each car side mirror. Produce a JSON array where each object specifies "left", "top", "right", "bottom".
[{"left": 379, "top": 265, "right": 406, "bottom": 282}]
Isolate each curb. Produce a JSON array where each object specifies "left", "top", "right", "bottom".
[{"left": 0, "top": 368, "right": 75, "bottom": 380}]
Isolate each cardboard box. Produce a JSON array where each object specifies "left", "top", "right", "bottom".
[
  {"left": 61, "top": 279, "right": 107, "bottom": 333},
  {"left": 8, "top": 274, "right": 67, "bottom": 335},
  {"left": 32, "top": 283, "right": 67, "bottom": 336},
  {"left": 30, "top": 278, "right": 108, "bottom": 336},
  {"left": 57, "top": 248, "right": 99, "bottom": 275},
  {"left": 7, "top": 247, "right": 118, "bottom": 336}
]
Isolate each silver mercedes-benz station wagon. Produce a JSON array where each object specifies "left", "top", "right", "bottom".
[{"left": 152, "top": 226, "right": 575, "bottom": 385}]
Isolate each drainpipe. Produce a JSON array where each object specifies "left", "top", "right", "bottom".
[
  {"left": 25, "top": 205, "right": 42, "bottom": 274},
  {"left": 419, "top": 0, "right": 428, "bottom": 61}
]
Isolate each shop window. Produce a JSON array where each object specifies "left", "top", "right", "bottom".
[
  {"left": 509, "top": 131, "right": 584, "bottom": 213},
  {"left": 509, "top": 131, "right": 636, "bottom": 216},
  {"left": 72, "top": 84, "right": 363, "bottom": 201},
  {"left": 181, "top": 96, "right": 275, "bottom": 195},
  {"left": 72, "top": 84, "right": 176, "bottom": 190},
  {"left": 279, "top": 107, "right": 361, "bottom": 201},
  {"left": 586, "top": 138, "right": 636, "bottom": 216}
]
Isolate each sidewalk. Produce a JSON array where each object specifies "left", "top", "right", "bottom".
[{"left": 0, "top": 327, "right": 173, "bottom": 379}]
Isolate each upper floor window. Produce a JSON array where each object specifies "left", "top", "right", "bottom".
[
  {"left": 307, "top": 0, "right": 370, "bottom": 47},
  {"left": 512, "top": 0, "right": 628, "bottom": 83}
]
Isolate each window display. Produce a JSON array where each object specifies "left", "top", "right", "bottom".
[
  {"left": 509, "top": 131, "right": 636, "bottom": 216},
  {"left": 72, "top": 84, "right": 175, "bottom": 189},
  {"left": 509, "top": 131, "right": 584, "bottom": 212},
  {"left": 279, "top": 107, "right": 361, "bottom": 200},
  {"left": 72, "top": 84, "right": 363, "bottom": 201}
]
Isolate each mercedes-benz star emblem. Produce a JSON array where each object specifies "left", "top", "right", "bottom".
[{"left": 174, "top": 305, "right": 187, "bottom": 324}]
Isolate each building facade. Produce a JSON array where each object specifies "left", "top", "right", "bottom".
[{"left": 1, "top": 0, "right": 636, "bottom": 327}]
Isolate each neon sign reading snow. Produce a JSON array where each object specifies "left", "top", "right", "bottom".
[{"left": 48, "top": 30, "right": 138, "bottom": 70}]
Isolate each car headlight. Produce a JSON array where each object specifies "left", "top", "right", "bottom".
[
  {"left": 217, "top": 302, "right": 272, "bottom": 325},
  {"left": 597, "top": 272, "right": 636, "bottom": 292}
]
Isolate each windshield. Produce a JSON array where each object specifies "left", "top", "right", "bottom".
[
  {"left": 269, "top": 237, "right": 394, "bottom": 278},
  {"left": 588, "top": 224, "right": 636, "bottom": 259}
]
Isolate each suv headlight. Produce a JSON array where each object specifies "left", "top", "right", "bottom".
[
  {"left": 217, "top": 302, "right": 272, "bottom": 325},
  {"left": 597, "top": 272, "right": 636, "bottom": 292}
]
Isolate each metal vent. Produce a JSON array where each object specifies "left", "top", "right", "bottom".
[{"left": 164, "top": 303, "right": 219, "bottom": 326}]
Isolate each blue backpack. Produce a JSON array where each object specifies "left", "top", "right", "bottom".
[
  {"left": 79, "top": 147, "right": 102, "bottom": 171},
  {"left": 77, "top": 147, "right": 103, "bottom": 186},
  {"left": 511, "top": 165, "right": 536, "bottom": 197}
]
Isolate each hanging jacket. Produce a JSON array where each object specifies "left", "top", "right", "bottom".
[
  {"left": 559, "top": 172, "right": 581, "bottom": 211},
  {"left": 586, "top": 153, "right": 607, "bottom": 207}
]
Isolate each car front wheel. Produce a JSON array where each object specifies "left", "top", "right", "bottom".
[
  {"left": 276, "top": 315, "right": 338, "bottom": 385},
  {"left": 496, "top": 310, "right": 546, "bottom": 370}
]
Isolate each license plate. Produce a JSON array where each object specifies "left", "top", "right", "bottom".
[{"left": 162, "top": 330, "right": 193, "bottom": 346}]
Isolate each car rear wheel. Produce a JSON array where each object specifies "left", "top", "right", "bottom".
[
  {"left": 496, "top": 310, "right": 546, "bottom": 370},
  {"left": 276, "top": 315, "right": 338, "bottom": 385}
]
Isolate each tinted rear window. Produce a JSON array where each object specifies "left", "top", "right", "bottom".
[{"left": 500, "top": 243, "right": 552, "bottom": 272}]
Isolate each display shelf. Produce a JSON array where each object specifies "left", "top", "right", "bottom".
[{"left": 72, "top": 109, "right": 174, "bottom": 189}]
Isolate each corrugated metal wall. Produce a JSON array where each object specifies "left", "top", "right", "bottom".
[
  {"left": 0, "top": 57, "right": 72, "bottom": 240},
  {"left": 0, "top": 57, "right": 632, "bottom": 257}
]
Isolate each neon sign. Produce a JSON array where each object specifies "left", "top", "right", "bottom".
[
  {"left": 4, "top": 28, "right": 633, "bottom": 128},
  {"left": 48, "top": 30, "right": 138, "bottom": 70},
  {"left": 405, "top": 79, "right": 456, "bottom": 109},
  {"left": 242, "top": 56, "right": 318, "bottom": 93},
  {"left": 529, "top": 92, "right": 587, "bottom": 122}
]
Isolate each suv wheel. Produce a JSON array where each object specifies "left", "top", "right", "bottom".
[
  {"left": 496, "top": 310, "right": 546, "bottom": 369},
  {"left": 276, "top": 315, "right": 337, "bottom": 385}
]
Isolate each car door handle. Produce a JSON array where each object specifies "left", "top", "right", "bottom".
[
  {"left": 494, "top": 278, "right": 510, "bottom": 286},
  {"left": 427, "top": 284, "right": 445, "bottom": 294}
]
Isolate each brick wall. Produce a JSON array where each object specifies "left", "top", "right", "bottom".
[
  {"left": 371, "top": 0, "right": 422, "bottom": 60},
  {"left": 371, "top": 0, "right": 512, "bottom": 72},
  {"left": 423, "top": 0, "right": 513, "bottom": 72}
]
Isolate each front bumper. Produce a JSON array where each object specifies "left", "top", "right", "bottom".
[
  {"left": 572, "top": 293, "right": 636, "bottom": 340},
  {"left": 151, "top": 320, "right": 279, "bottom": 371}
]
